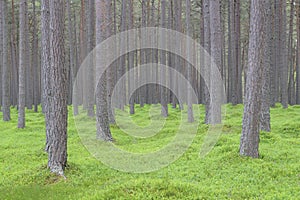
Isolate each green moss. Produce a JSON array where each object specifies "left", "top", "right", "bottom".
[{"left": 0, "top": 105, "right": 300, "bottom": 199}]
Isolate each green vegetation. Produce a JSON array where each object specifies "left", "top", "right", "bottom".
[{"left": 0, "top": 105, "right": 299, "bottom": 199}]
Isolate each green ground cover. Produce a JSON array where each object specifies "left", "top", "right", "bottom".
[{"left": 0, "top": 104, "right": 299, "bottom": 199}]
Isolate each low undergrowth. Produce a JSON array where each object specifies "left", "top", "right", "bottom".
[{"left": 0, "top": 104, "right": 299, "bottom": 199}]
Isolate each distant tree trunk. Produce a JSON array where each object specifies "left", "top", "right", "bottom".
[
  {"left": 235, "top": 0, "right": 243, "bottom": 104},
  {"left": 67, "top": 0, "right": 78, "bottom": 115},
  {"left": 95, "top": 0, "right": 113, "bottom": 141},
  {"left": 0, "top": 0, "right": 2, "bottom": 112},
  {"left": 271, "top": 0, "right": 280, "bottom": 106},
  {"left": 279, "top": 0, "right": 288, "bottom": 108},
  {"left": 2, "top": 0, "right": 11, "bottom": 121},
  {"left": 140, "top": 0, "right": 147, "bottom": 108},
  {"left": 260, "top": 0, "right": 271, "bottom": 132},
  {"left": 32, "top": 0, "right": 39, "bottom": 112},
  {"left": 128, "top": 0, "right": 135, "bottom": 115},
  {"left": 209, "top": 0, "right": 222, "bottom": 124},
  {"left": 47, "top": 0, "right": 68, "bottom": 175},
  {"left": 240, "top": 0, "right": 266, "bottom": 158},
  {"left": 18, "top": 0, "right": 28, "bottom": 128},
  {"left": 297, "top": 1, "right": 300, "bottom": 104},
  {"left": 186, "top": 0, "right": 194, "bottom": 123},
  {"left": 10, "top": 0, "right": 18, "bottom": 107},
  {"left": 203, "top": 0, "right": 211, "bottom": 124},
  {"left": 288, "top": 0, "right": 296, "bottom": 105},
  {"left": 25, "top": 2, "right": 32, "bottom": 110},
  {"left": 86, "top": 0, "right": 95, "bottom": 117},
  {"left": 160, "top": 0, "right": 168, "bottom": 117},
  {"left": 227, "top": 0, "right": 234, "bottom": 103}
]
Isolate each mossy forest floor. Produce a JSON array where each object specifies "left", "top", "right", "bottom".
[{"left": 0, "top": 104, "right": 299, "bottom": 199}]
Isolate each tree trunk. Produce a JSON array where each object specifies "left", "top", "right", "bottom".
[
  {"left": 47, "top": 0, "right": 68, "bottom": 175},
  {"left": 18, "top": 0, "right": 28, "bottom": 128},
  {"left": 32, "top": 0, "right": 39, "bottom": 112},
  {"left": 203, "top": 0, "right": 211, "bottom": 124},
  {"left": 86, "top": 0, "right": 95, "bottom": 117},
  {"left": 160, "top": 0, "right": 168, "bottom": 117},
  {"left": 95, "top": 0, "right": 113, "bottom": 141},
  {"left": 240, "top": 0, "right": 266, "bottom": 158},
  {"left": 260, "top": 0, "right": 271, "bottom": 132},
  {"left": 209, "top": 0, "right": 222, "bottom": 124},
  {"left": 186, "top": 0, "right": 194, "bottom": 123},
  {"left": 41, "top": 0, "right": 51, "bottom": 151},
  {"left": 2, "top": 0, "right": 11, "bottom": 121},
  {"left": 297, "top": 1, "right": 300, "bottom": 104},
  {"left": 279, "top": 0, "right": 288, "bottom": 108},
  {"left": 288, "top": 0, "right": 296, "bottom": 105}
]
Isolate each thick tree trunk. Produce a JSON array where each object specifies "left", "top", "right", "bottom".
[
  {"left": 47, "top": 0, "right": 68, "bottom": 175},
  {"left": 95, "top": 0, "right": 113, "bottom": 141},
  {"left": 240, "top": 0, "right": 266, "bottom": 158}
]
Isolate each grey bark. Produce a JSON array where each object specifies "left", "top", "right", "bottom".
[
  {"left": 95, "top": 0, "right": 113, "bottom": 141},
  {"left": 41, "top": 0, "right": 51, "bottom": 151},
  {"left": 0, "top": 0, "right": 2, "bottom": 112},
  {"left": 288, "top": 0, "right": 296, "bottom": 105},
  {"left": 18, "top": 0, "right": 28, "bottom": 128},
  {"left": 32, "top": 0, "right": 39, "bottom": 112},
  {"left": 279, "top": 0, "right": 288, "bottom": 108},
  {"left": 86, "top": 0, "right": 95, "bottom": 117},
  {"left": 240, "top": 0, "right": 266, "bottom": 158},
  {"left": 260, "top": 0, "right": 271, "bottom": 132},
  {"left": 186, "top": 0, "right": 194, "bottom": 123},
  {"left": 209, "top": 0, "right": 222, "bottom": 124},
  {"left": 2, "top": 0, "right": 11, "bottom": 121},
  {"left": 297, "top": 2, "right": 300, "bottom": 104},
  {"left": 203, "top": 0, "right": 210, "bottom": 124},
  {"left": 160, "top": 0, "right": 168, "bottom": 117},
  {"left": 47, "top": 0, "right": 68, "bottom": 175}
]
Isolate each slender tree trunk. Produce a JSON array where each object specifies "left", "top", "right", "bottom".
[
  {"left": 279, "top": 0, "right": 288, "bottom": 108},
  {"left": 160, "top": 0, "right": 168, "bottom": 117},
  {"left": 32, "top": 0, "right": 39, "bottom": 112},
  {"left": 209, "top": 0, "right": 222, "bottom": 124},
  {"left": 67, "top": 0, "right": 78, "bottom": 115},
  {"left": 86, "top": 0, "right": 95, "bottom": 117},
  {"left": 18, "top": 0, "right": 28, "bottom": 128},
  {"left": 288, "top": 0, "right": 296, "bottom": 105},
  {"left": 297, "top": 1, "right": 300, "bottom": 104},
  {"left": 260, "top": 0, "right": 271, "bottom": 132},
  {"left": 186, "top": 0, "right": 194, "bottom": 123},
  {"left": 240, "top": 0, "right": 266, "bottom": 158},
  {"left": 128, "top": 0, "right": 135, "bottom": 115},
  {"left": 2, "top": 0, "right": 11, "bottom": 121},
  {"left": 10, "top": 0, "right": 18, "bottom": 107},
  {"left": 203, "top": 0, "right": 211, "bottom": 124}
]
